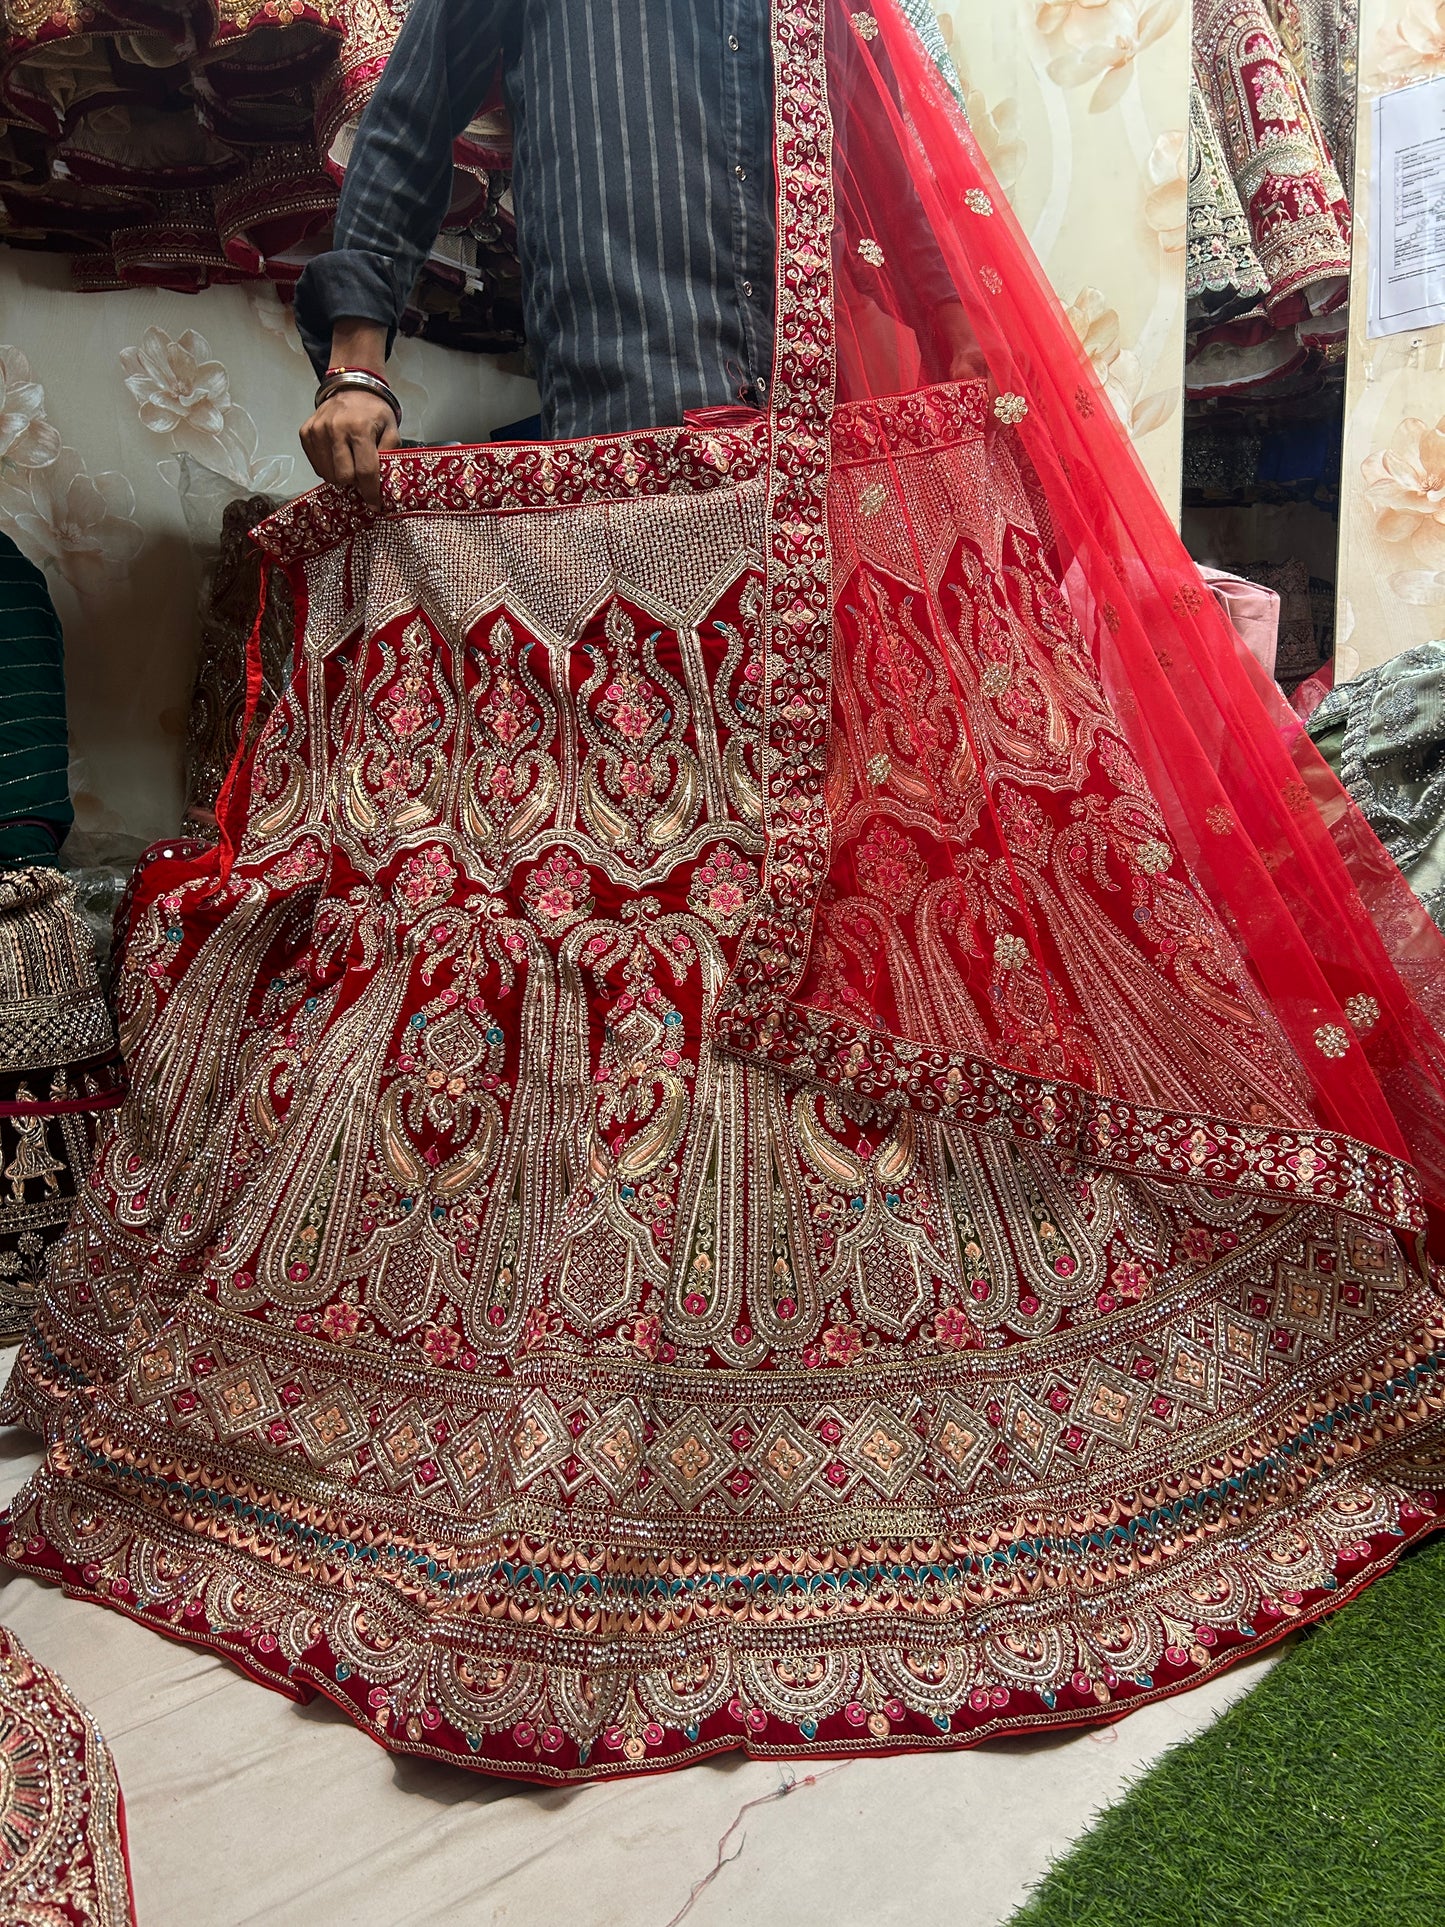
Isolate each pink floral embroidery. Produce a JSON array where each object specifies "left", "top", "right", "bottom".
[
  {"left": 422, "top": 1324, "right": 463, "bottom": 1365},
  {"left": 688, "top": 846, "right": 761, "bottom": 936},
  {"left": 266, "top": 839, "right": 325, "bottom": 887},
  {"left": 525, "top": 849, "right": 594, "bottom": 933},
  {"left": 853, "top": 822, "right": 926, "bottom": 912},
  {"left": 397, "top": 846, "right": 457, "bottom": 912},
  {"left": 599, "top": 670, "right": 658, "bottom": 743},
  {"left": 821, "top": 1323, "right": 864, "bottom": 1367},
  {"left": 1110, "top": 1261, "right": 1149, "bottom": 1303},
  {"left": 632, "top": 1314, "right": 662, "bottom": 1359},
  {"left": 319, "top": 1303, "right": 361, "bottom": 1342},
  {"left": 934, "top": 1306, "right": 979, "bottom": 1350}
]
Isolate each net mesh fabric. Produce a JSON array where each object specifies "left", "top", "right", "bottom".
[{"left": 720, "top": 0, "right": 1445, "bottom": 1208}]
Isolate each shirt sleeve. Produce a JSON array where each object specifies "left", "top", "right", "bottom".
[{"left": 294, "top": 0, "right": 507, "bottom": 376}]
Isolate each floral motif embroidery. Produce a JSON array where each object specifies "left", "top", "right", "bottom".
[
  {"left": 688, "top": 847, "right": 761, "bottom": 935},
  {"left": 1314, "top": 1024, "right": 1350, "bottom": 1059},
  {"left": 397, "top": 846, "right": 457, "bottom": 914},
  {"left": 1345, "top": 994, "right": 1380, "bottom": 1034},
  {"left": 857, "top": 238, "right": 886, "bottom": 267},
  {"left": 1135, "top": 839, "right": 1173, "bottom": 874},
  {"left": 854, "top": 821, "right": 928, "bottom": 911},
  {"left": 524, "top": 849, "right": 595, "bottom": 933}
]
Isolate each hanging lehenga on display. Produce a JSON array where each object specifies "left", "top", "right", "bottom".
[
  {"left": 4, "top": 0, "right": 1445, "bottom": 1782},
  {"left": 0, "top": 0, "right": 521, "bottom": 351}
]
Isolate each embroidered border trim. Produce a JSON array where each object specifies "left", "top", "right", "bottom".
[
  {"left": 0, "top": 1620, "right": 136, "bottom": 1925},
  {"left": 831, "top": 380, "right": 989, "bottom": 466},
  {"left": 252, "top": 421, "right": 772, "bottom": 562},
  {"left": 717, "top": 0, "right": 838, "bottom": 1022},
  {"left": 712, "top": 998, "right": 1427, "bottom": 1230},
  {"left": 251, "top": 378, "right": 991, "bottom": 572},
  {"left": 2, "top": 1336, "right": 1440, "bottom": 1781}
]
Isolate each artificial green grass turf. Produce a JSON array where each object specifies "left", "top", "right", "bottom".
[{"left": 1009, "top": 1536, "right": 1445, "bottom": 1927}]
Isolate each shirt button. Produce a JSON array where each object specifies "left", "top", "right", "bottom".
[
  {"left": 728, "top": 32, "right": 740, "bottom": 49},
  {"left": 742, "top": 279, "right": 753, "bottom": 296},
  {"left": 735, "top": 164, "right": 747, "bottom": 180}
]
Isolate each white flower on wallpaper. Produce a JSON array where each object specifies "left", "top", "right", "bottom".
[
  {"left": 1066, "top": 287, "right": 1178, "bottom": 438},
  {"left": 1375, "top": 0, "right": 1445, "bottom": 82},
  {"left": 247, "top": 282, "right": 306, "bottom": 358},
  {"left": 0, "top": 346, "right": 61, "bottom": 470},
  {"left": 963, "top": 85, "right": 1027, "bottom": 190},
  {"left": 120, "top": 325, "right": 294, "bottom": 494},
  {"left": 1037, "top": 0, "right": 1185, "bottom": 112},
  {"left": 1362, "top": 415, "right": 1445, "bottom": 600},
  {"left": 1143, "top": 130, "right": 1187, "bottom": 252},
  {"left": 0, "top": 447, "right": 144, "bottom": 597},
  {"left": 933, "top": 17, "right": 1028, "bottom": 190}
]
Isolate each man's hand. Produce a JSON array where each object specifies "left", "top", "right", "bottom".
[
  {"left": 300, "top": 388, "right": 400, "bottom": 509},
  {"left": 300, "top": 318, "right": 397, "bottom": 507}
]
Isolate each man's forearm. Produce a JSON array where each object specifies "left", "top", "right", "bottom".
[
  {"left": 293, "top": 0, "right": 508, "bottom": 376},
  {"left": 327, "top": 319, "right": 391, "bottom": 375}
]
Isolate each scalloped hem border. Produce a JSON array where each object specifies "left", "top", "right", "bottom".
[{"left": 0, "top": 1468, "right": 1438, "bottom": 1786}]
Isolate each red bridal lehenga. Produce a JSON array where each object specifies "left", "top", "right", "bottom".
[{"left": 4, "top": 0, "right": 1445, "bottom": 1783}]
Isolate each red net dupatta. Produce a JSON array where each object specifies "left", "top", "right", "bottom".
[{"left": 715, "top": 0, "right": 1445, "bottom": 1240}]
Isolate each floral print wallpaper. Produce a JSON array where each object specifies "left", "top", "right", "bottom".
[
  {"left": 1341, "top": 0, "right": 1445, "bottom": 672},
  {"left": 0, "top": 256, "right": 535, "bottom": 849},
  {"left": 935, "top": 0, "right": 1191, "bottom": 506}
]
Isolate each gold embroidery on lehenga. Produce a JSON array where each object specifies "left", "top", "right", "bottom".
[{"left": 3, "top": 0, "right": 1442, "bottom": 1782}]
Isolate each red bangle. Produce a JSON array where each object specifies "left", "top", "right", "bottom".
[{"left": 325, "top": 363, "right": 387, "bottom": 381}]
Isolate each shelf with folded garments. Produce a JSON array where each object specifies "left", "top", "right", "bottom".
[
  {"left": 1185, "top": 3, "right": 1357, "bottom": 409},
  {"left": 0, "top": 2, "right": 527, "bottom": 359}
]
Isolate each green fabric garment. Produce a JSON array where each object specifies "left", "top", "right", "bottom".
[
  {"left": 0, "top": 531, "right": 71, "bottom": 869},
  {"left": 1307, "top": 641, "right": 1445, "bottom": 931}
]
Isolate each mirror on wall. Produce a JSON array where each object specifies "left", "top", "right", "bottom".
[{"left": 1179, "top": 1, "right": 1361, "bottom": 701}]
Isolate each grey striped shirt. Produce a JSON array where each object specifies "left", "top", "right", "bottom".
[{"left": 294, "top": 0, "right": 777, "bottom": 438}]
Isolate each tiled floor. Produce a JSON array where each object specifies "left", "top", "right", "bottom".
[{"left": 0, "top": 1361, "right": 1276, "bottom": 1926}]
